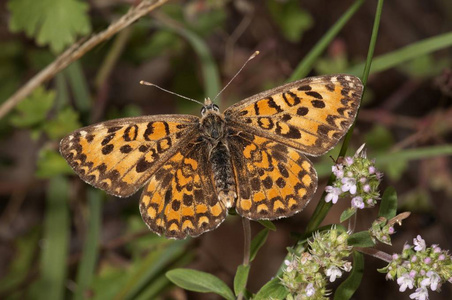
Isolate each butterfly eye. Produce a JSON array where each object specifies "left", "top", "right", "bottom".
[
  {"left": 201, "top": 107, "right": 207, "bottom": 115},
  {"left": 212, "top": 104, "right": 220, "bottom": 112}
]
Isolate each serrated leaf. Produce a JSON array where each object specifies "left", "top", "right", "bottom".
[
  {"left": 35, "top": 148, "right": 73, "bottom": 178},
  {"left": 250, "top": 228, "right": 269, "bottom": 262},
  {"left": 334, "top": 251, "right": 364, "bottom": 300},
  {"left": 340, "top": 208, "right": 357, "bottom": 223},
  {"left": 166, "top": 269, "right": 235, "bottom": 300},
  {"left": 43, "top": 106, "right": 81, "bottom": 140},
  {"left": 233, "top": 264, "right": 250, "bottom": 296},
  {"left": 10, "top": 86, "right": 55, "bottom": 128},
  {"left": 8, "top": 0, "right": 91, "bottom": 53},
  {"left": 258, "top": 219, "right": 276, "bottom": 231},
  {"left": 254, "top": 278, "right": 288, "bottom": 300},
  {"left": 378, "top": 187, "right": 398, "bottom": 220},
  {"left": 347, "top": 231, "right": 375, "bottom": 247}
]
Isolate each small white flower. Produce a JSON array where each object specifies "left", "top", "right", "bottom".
[
  {"left": 409, "top": 287, "right": 429, "bottom": 300},
  {"left": 351, "top": 196, "right": 365, "bottom": 209},
  {"left": 341, "top": 177, "right": 357, "bottom": 194},
  {"left": 345, "top": 156, "right": 354, "bottom": 166},
  {"left": 421, "top": 271, "right": 441, "bottom": 291},
  {"left": 325, "top": 186, "right": 341, "bottom": 204},
  {"left": 332, "top": 165, "right": 344, "bottom": 178},
  {"left": 305, "top": 283, "right": 315, "bottom": 297},
  {"left": 342, "top": 261, "right": 352, "bottom": 272},
  {"left": 284, "top": 259, "right": 296, "bottom": 272},
  {"left": 413, "top": 235, "right": 426, "bottom": 252},
  {"left": 397, "top": 273, "right": 414, "bottom": 292},
  {"left": 326, "top": 266, "right": 342, "bottom": 282},
  {"left": 363, "top": 184, "right": 371, "bottom": 192}
]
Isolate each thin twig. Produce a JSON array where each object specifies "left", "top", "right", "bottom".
[{"left": 0, "top": 0, "right": 169, "bottom": 120}]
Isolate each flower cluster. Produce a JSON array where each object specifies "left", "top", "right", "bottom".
[
  {"left": 280, "top": 228, "right": 353, "bottom": 299},
  {"left": 369, "top": 217, "right": 395, "bottom": 245},
  {"left": 325, "top": 145, "right": 382, "bottom": 210},
  {"left": 382, "top": 235, "right": 452, "bottom": 300}
]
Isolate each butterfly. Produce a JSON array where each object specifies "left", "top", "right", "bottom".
[{"left": 60, "top": 74, "right": 363, "bottom": 239}]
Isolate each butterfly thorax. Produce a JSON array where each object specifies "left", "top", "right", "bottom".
[{"left": 199, "top": 102, "right": 236, "bottom": 209}]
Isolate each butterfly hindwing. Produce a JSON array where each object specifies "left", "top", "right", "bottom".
[
  {"left": 228, "top": 130, "right": 317, "bottom": 220},
  {"left": 224, "top": 74, "right": 363, "bottom": 156},
  {"left": 139, "top": 139, "right": 227, "bottom": 239},
  {"left": 59, "top": 115, "right": 198, "bottom": 197}
]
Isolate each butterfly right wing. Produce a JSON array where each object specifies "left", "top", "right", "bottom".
[
  {"left": 140, "top": 138, "right": 227, "bottom": 239},
  {"left": 59, "top": 115, "right": 199, "bottom": 197}
]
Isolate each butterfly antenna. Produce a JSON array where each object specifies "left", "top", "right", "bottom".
[
  {"left": 140, "top": 81, "right": 204, "bottom": 106},
  {"left": 213, "top": 51, "right": 260, "bottom": 102}
]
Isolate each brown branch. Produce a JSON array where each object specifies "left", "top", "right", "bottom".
[{"left": 0, "top": 0, "right": 169, "bottom": 120}]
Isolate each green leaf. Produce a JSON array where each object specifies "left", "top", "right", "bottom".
[
  {"left": 254, "top": 278, "right": 288, "bottom": 300},
  {"left": 166, "top": 269, "right": 235, "bottom": 300},
  {"left": 347, "top": 231, "right": 375, "bottom": 247},
  {"left": 378, "top": 187, "right": 398, "bottom": 220},
  {"left": 334, "top": 251, "right": 364, "bottom": 300},
  {"left": 35, "top": 148, "right": 73, "bottom": 178},
  {"left": 340, "top": 208, "right": 357, "bottom": 223},
  {"left": 258, "top": 219, "right": 276, "bottom": 231},
  {"left": 9, "top": 86, "right": 55, "bottom": 128},
  {"left": 43, "top": 106, "right": 81, "bottom": 140},
  {"left": 267, "top": 0, "right": 313, "bottom": 43},
  {"left": 250, "top": 228, "right": 269, "bottom": 262},
  {"left": 233, "top": 264, "right": 250, "bottom": 296},
  {"left": 8, "top": 0, "right": 91, "bottom": 53}
]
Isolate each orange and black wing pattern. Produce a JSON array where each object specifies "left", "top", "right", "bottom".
[
  {"left": 139, "top": 139, "right": 227, "bottom": 239},
  {"left": 59, "top": 115, "right": 198, "bottom": 197},
  {"left": 225, "top": 74, "right": 363, "bottom": 156},
  {"left": 228, "top": 130, "right": 317, "bottom": 220}
]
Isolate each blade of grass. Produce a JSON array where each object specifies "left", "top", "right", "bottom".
[
  {"left": 65, "top": 60, "right": 91, "bottom": 114},
  {"left": 288, "top": 0, "right": 365, "bottom": 81},
  {"left": 306, "top": 0, "right": 384, "bottom": 233},
  {"left": 74, "top": 189, "right": 102, "bottom": 300},
  {"left": 115, "top": 240, "right": 188, "bottom": 300},
  {"left": 347, "top": 31, "right": 452, "bottom": 76},
  {"left": 39, "top": 176, "right": 70, "bottom": 300},
  {"left": 135, "top": 247, "right": 194, "bottom": 299},
  {"left": 55, "top": 73, "right": 69, "bottom": 110}
]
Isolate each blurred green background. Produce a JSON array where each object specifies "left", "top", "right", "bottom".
[{"left": 0, "top": 0, "right": 451, "bottom": 299}]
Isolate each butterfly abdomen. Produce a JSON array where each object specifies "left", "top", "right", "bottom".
[{"left": 209, "top": 141, "right": 236, "bottom": 208}]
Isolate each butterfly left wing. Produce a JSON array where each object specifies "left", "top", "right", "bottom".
[
  {"left": 59, "top": 115, "right": 199, "bottom": 197},
  {"left": 140, "top": 139, "right": 227, "bottom": 239},
  {"left": 224, "top": 74, "right": 363, "bottom": 156}
]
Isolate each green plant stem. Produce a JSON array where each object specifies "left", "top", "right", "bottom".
[
  {"left": 237, "top": 218, "right": 251, "bottom": 300},
  {"left": 306, "top": 0, "right": 384, "bottom": 233}
]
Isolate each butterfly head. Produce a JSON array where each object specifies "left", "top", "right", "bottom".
[{"left": 201, "top": 97, "right": 220, "bottom": 116}]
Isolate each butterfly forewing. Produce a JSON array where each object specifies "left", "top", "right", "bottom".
[
  {"left": 59, "top": 115, "right": 199, "bottom": 197},
  {"left": 224, "top": 74, "right": 363, "bottom": 156}
]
